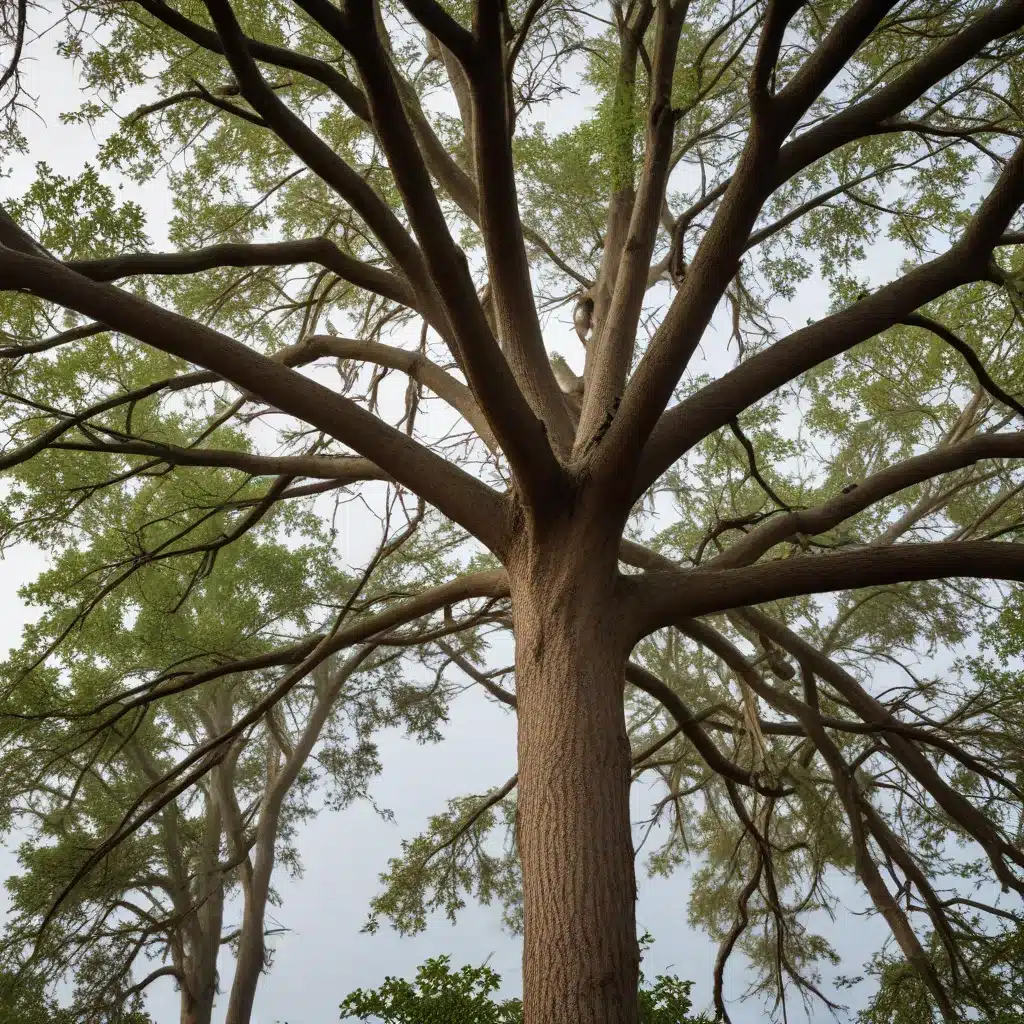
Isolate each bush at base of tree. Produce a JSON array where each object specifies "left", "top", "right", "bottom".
[{"left": 338, "top": 935, "right": 710, "bottom": 1024}]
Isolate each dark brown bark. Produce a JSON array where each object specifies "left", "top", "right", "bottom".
[{"left": 509, "top": 523, "right": 639, "bottom": 1024}]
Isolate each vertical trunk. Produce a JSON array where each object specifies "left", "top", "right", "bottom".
[
  {"left": 223, "top": 649, "right": 371, "bottom": 1024},
  {"left": 224, "top": 789, "right": 279, "bottom": 1024},
  {"left": 511, "top": 547, "right": 640, "bottom": 1024},
  {"left": 180, "top": 977, "right": 217, "bottom": 1024},
  {"left": 179, "top": 930, "right": 221, "bottom": 1024}
]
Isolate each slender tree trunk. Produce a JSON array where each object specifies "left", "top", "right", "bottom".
[
  {"left": 223, "top": 649, "right": 371, "bottom": 1024},
  {"left": 510, "top": 529, "right": 640, "bottom": 1024},
  {"left": 224, "top": 797, "right": 278, "bottom": 1024}
]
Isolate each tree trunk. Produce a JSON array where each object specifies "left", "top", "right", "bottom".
[
  {"left": 224, "top": 808, "right": 277, "bottom": 1024},
  {"left": 177, "top": 910, "right": 221, "bottom": 1024},
  {"left": 510, "top": 535, "right": 640, "bottom": 1024},
  {"left": 222, "top": 649, "right": 370, "bottom": 1024},
  {"left": 180, "top": 980, "right": 217, "bottom": 1024}
]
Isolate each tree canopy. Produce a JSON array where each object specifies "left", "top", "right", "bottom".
[{"left": 1, "top": 0, "right": 1024, "bottom": 1022}]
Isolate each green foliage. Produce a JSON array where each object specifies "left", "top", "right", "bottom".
[
  {"left": 338, "top": 938, "right": 709, "bottom": 1024},
  {"left": 2, "top": 0, "right": 1024, "bottom": 1020},
  {"left": 850, "top": 926, "right": 1024, "bottom": 1023},
  {"left": 0, "top": 968, "right": 152, "bottom": 1024},
  {"left": 339, "top": 956, "right": 523, "bottom": 1024}
]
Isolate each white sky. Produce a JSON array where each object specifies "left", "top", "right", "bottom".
[{"left": 0, "top": 14, "right": 900, "bottom": 1023}]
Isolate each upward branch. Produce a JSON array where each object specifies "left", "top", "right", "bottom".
[
  {"left": 303, "top": 0, "right": 567, "bottom": 510},
  {"left": 637, "top": 138, "right": 1024, "bottom": 494}
]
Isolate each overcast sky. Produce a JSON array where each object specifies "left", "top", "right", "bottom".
[{"left": 0, "top": 19, "right": 897, "bottom": 1024}]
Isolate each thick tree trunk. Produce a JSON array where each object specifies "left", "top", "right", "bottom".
[
  {"left": 510, "top": 536, "right": 640, "bottom": 1024},
  {"left": 180, "top": 981, "right": 216, "bottom": 1024}
]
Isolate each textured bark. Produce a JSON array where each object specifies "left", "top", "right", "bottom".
[{"left": 509, "top": 526, "right": 639, "bottom": 1024}]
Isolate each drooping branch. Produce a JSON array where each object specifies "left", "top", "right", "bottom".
[
  {"left": 68, "top": 238, "right": 417, "bottom": 312},
  {"left": 624, "top": 659, "right": 789, "bottom": 797},
  {"left": 675, "top": 615, "right": 1003, "bottom": 1019},
  {"left": 745, "top": 607, "right": 1024, "bottom": 889},
  {"left": 900, "top": 314, "right": 1024, "bottom": 421}
]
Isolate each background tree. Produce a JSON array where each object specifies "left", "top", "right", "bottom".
[
  {"left": 0, "top": 968, "right": 151, "bottom": 1024},
  {"left": 0, "top": 477, "right": 482, "bottom": 1022},
  {"left": 2, "top": 1, "right": 1024, "bottom": 1023}
]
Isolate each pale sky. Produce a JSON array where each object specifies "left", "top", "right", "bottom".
[{"left": 0, "top": 15, "right": 896, "bottom": 1024}]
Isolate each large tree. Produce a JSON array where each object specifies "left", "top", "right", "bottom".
[{"left": 2, "top": 1, "right": 1024, "bottom": 1022}]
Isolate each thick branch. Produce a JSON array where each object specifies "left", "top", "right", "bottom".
[
  {"left": 68, "top": 238, "right": 416, "bottom": 311},
  {"left": 132, "top": 0, "right": 371, "bottom": 118},
  {"left": 577, "top": 2, "right": 685, "bottom": 451},
  {"left": 630, "top": 540, "right": 1024, "bottom": 637},
  {"left": 638, "top": 139, "right": 1024, "bottom": 494},
  {"left": 468, "top": 2, "right": 576, "bottom": 453},
  {"left": 709, "top": 431, "right": 1024, "bottom": 569},
  {"left": 332, "top": 0, "right": 567, "bottom": 509},
  {"left": 0, "top": 248, "right": 509, "bottom": 550},
  {"left": 48, "top": 441, "right": 387, "bottom": 483},
  {"left": 775, "top": 0, "right": 1024, "bottom": 187}
]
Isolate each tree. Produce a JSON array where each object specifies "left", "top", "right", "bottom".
[
  {"left": 2, "top": 1, "right": 1024, "bottom": 1023},
  {"left": 849, "top": 924, "right": 1024, "bottom": 1022},
  {"left": 0, "top": 487, "right": 460, "bottom": 1023}
]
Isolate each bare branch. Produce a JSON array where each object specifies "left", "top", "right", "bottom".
[{"left": 68, "top": 238, "right": 417, "bottom": 311}]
